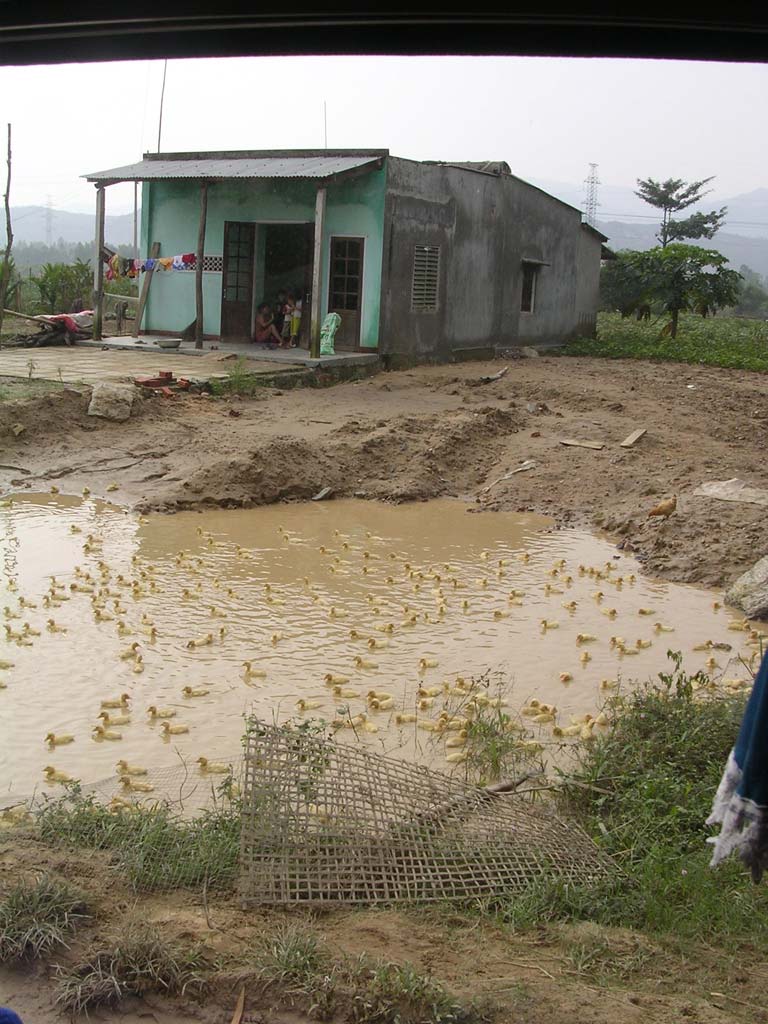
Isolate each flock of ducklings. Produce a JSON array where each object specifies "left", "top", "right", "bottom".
[{"left": 1, "top": 495, "right": 762, "bottom": 797}]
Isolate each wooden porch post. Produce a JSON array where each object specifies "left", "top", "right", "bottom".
[
  {"left": 92, "top": 185, "right": 106, "bottom": 341},
  {"left": 310, "top": 186, "right": 327, "bottom": 358},
  {"left": 195, "top": 180, "right": 209, "bottom": 349}
]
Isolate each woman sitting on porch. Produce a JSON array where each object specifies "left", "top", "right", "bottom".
[{"left": 253, "top": 304, "right": 283, "bottom": 349}]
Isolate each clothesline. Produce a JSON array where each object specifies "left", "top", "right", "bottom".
[{"left": 105, "top": 253, "right": 197, "bottom": 280}]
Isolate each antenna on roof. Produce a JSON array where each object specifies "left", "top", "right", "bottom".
[
  {"left": 157, "top": 60, "right": 168, "bottom": 153},
  {"left": 583, "top": 163, "right": 600, "bottom": 228}
]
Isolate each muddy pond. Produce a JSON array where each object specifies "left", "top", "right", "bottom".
[{"left": 0, "top": 495, "right": 757, "bottom": 801}]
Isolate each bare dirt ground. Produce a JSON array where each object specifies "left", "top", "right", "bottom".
[
  {"left": 0, "top": 834, "right": 765, "bottom": 1024},
  {"left": 1, "top": 354, "right": 767, "bottom": 591}
]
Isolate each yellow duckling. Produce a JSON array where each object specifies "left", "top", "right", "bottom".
[
  {"left": 638, "top": 608, "right": 655, "bottom": 616},
  {"left": 186, "top": 633, "right": 214, "bottom": 649},
  {"left": 98, "top": 711, "right": 130, "bottom": 726},
  {"left": 561, "top": 724, "right": 582, "bottom": 737},
  {"left": 591, "top": 591, "right": 604, "bottom": 602},
  {"left": 552, "top": 726, "right": 565, "bottom": 738},
  {"left": 147, "top": 706, "right": 176, "bottom": 719},
  {"left": 296, "top": 699, "right": 324, "bottom": 711},
  {"left": 120, "top": 776, "right": 154, "bottom": 793},
  {"left": 580, "top": 651, "right": 592, "bottom": 665},
  {"left": 101, "top": 694, "right": 131, "bottom": 710},
  {"left": 594, "top": 712, "right": 609, "bottom": 727},
  {"left": 22, "top": 623, "right": 40, "bottom": 637},
  {"left": 45, "top": 732, "right": 74, "bottom": 746},
  {"left": 242, "top": 661, "right": 267, "bottom": 679},
  {"left": 600, "top": 607, "right": 618, "bottom": 619},
  {"left": 532, "top": 711, "right": 555, "bottom": 724},
  {"left": 418, "top": 685, "right": 442, "bottom": 698},
  {"left": 43, "top": 765, "right": 74, "bottom": 784},
  {"left": 600, "top": 678, "right": 619, "bottom": 691},
  {"left": 445, "top": 730, "right": 468, "bottom": 749},
  {"left": 609, "top": 636, "right": 624, "bottom": 648},
  {"left": 161, "top": 722, "right": 190, "bottom": 736},
  {"left": 540, "top": 620, "right": 559, "bottom": 631},
  {"left": 418, "top": 657, "right": 439, "bottom": 670},
  {"left": 333, "top": 686, "right": 360, "bottom": 698},
  {"left": 544, "top": 584, "right": 564, "bottom": 596},
  {"left": 197, "top": 756, "right": 230, "bottom": 774},
  {"left": 562, "top": 601, "right": 577, "bottom": 612},
  {"left": 516, "top": 552, "right": 530, "bottom": 564},
  {"left": 616, "top": 643, "right": 639, "bottom": 656},
  {"left": 182, "top": 686, "right": 209, "bottom": 698},
  {"left": 92, "top": 725, "right": 122, "bottom": 741},
  {"left": 361, "top": 716, "right": 379, "bottom": 734},
  {"left": 69, "top": 524, "right": 82, "bottom": 534},
  {"left": 46, "top": 619, "right": 67, "bottom": 634},
  {"left": 3, "top": 606, "right": 21, "bottom": 620},
  {"left": 354, "top": 657, "right": 378, "bottom": 669},
  {"left": 636, "top": 639, "right": 653, "bottom": 649},
  {"left": 395, "top": 713, "right": 418, "bottom": 725},
  {"left": 576, "top": 633, "right": 598, "bottom": 645},
  {"left": 559, "top": 672, "right": 573, "bottom": 683},
  {"left": 705, "top": 656, "right": 720, "bottom": 671},
  {"left": 106, "top": 482, "right": 119, "bottom": 492},
  {"left": 493, "top": 609, "right": 510, "bottom": 620},
  {"left": 446, "top": 751, "right": 468, "bottom": 764},
  {"left": 653, "top": 622, "right": 674, "bottom": 633},
  {"left": 324, "top": 673, "right": 350, "bottom": 685},
  {"left": 116, "top": 759, "right": 147, "bottom": 776},
  {"left": 367, "top": 637, "right": 388, "bottom": 650},
  {"left": 270, "top": 632, "right": 284, "bottom": 645},
  {"left": 369, "top": 696, "right": 394, "bottom": 711}
]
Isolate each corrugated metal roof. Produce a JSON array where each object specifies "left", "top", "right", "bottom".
[{"left": 84, "top": 153, "right": 385, "bottom": 182}]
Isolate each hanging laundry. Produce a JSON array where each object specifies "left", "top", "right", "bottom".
[
  {"left": 181, "top": 253, "right": 196, "bottom": 266},
  {"left": 144, "top": 258, "right": 155, "bottom": 271},
  {"left": 158, "top": 257, "right": 173, "bottom": 270}
]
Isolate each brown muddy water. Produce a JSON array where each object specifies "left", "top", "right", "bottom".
[{"left": 0, "top": 495, "right": 757, "bottom": 801}]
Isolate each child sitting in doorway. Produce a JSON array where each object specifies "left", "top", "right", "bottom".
[{"left": 253, "top": 304, "right": 283, "bottom": 349}]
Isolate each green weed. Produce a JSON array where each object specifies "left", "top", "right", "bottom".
[
  {"left": 54, "top": 923, "right": 212, "bottom": 1015},
  {"left": 566, "top": 311, "right": 768, "bottom": 371},
  {"left": 0, "top": 875, "right": 88, "bottom": 962},
  {"left": 210, "top": 357, "right": 266, "bottom": 397},
  {"left": 36, "top": 787, "right": 240, "bottom": 891}
]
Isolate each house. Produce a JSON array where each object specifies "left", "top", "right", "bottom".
[{"left": 84, "top": 150, "right": 606, "bottom": 363}]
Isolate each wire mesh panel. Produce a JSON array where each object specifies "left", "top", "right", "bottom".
[{"left": 239, "top": 723, "right": 615, "bottom": 906}]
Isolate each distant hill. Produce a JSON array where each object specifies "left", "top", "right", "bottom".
[
  {"left": 2, "top": 206, "right": 134, "bottom": 246},
  {"left": 597, "top": 221, "right": 768, "bottom": 280}
]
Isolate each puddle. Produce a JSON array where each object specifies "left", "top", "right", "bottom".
[{"left": 0, "top": 495, "right": 757, "bottom": 801}]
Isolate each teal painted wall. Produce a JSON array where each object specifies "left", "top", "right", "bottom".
[{"left": 141, "top": 168, "right": 385, "bottom": 347}]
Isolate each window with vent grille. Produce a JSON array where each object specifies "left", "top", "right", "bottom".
[{"left": 411, "top": 245, "right": 440, "bottom": 313}]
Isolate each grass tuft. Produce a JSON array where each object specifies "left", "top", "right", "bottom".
[
  {"left": 209, "top": 357, "right": 266, "bottom": 397},
  {"left": 566, "top": 311, "right": 768, "bottom": 371},
  {"left": 0, "top": 875, "right": 88, "bottom": 963},
  {"left": 36, "top": 788, "right": 240, "bottom": 891},
  {"left": 54, "top": 923, "right": 213, "bottom": 1015}
]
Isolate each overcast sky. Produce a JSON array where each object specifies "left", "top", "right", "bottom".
[{"left": 1, "top": 55, "right": 765, "bottom": 214}]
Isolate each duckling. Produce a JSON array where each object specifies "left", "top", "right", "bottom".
[
  {"left": 18, "top": 596, "right": 37, "bottom": 610},
  {"left": 600, "top": 678, "right": 618, "bottom": 691},
  {"left": 445, "top": 730, "right": 468, "bottom": 748},
  {"left": 324, "top": 673, "right": 350, "bottom": 685},
  {"left": 354, "top": 657, "right": 378, "bottom": 670},
  {"left": 418, "top": 697, "right": 435, "bottom": 711},
  {"left": 532, "top": 711, "right": 555, "bottom": 724},
  {"left": 616, "top": 643, "right": 639, "bottom": 656},
  {"left": 361, "top": 717, "right": 379, "bottom": 734},
  {"left": 418, "top": 685, "right": 442, "bottom": 698},
  {"left": 161, "top": 722, "right": 189, "bottom": 736},
  {"left": 540, "top": 620, "right": 559, "bottom": 631},
  {"left": 493, "top": 609, "right": 510, "bottom": 620},
  {"left": 609, "top": 636, "right": 624, "bottom": 648},
  {"left": 270, "top": 632, "right": 284, "bottom": 645},
  {"left": 98, "top": 711, "right": 130, "bottom": 726},
  {"left": 600, "top": 607, "right": 618, "bottom": 619},
  {"left": 705, "top": 656, "right": 720, "bottom": 671},
  {"left": 367, "top": 637, "right": 388, "bottom": 650},
  {"left": 580, "top": 651, "right": 592, "bottom": 665},
  {"left": 418, "top": 657, "right": 439, "bottom": 670},
  {"left": 559, "top": 672, "right": 573, "bottom": 684},
  {"left": 552, "top": 726, "right": 565, "bottom": 738},
  {"left": 638, "top": 608, "right": 655, "bottom": 616},
  {"left": 120, "top": 776, "right": 154, "bottom": 793},
  {"left": 147, "top": 706, "right": 176, "bottom": 720},
  {"left": 374, "top": 623, "right": 395, "bottom": 634},
  {"left": 296, "top": 699, "right": 324, "bottom": 712},
  {"left": 46, "top": 619, "right": 67, "bottom": 634},
  {"left": 186, "top": 633, "right": 214, "bottom": 649},
  {"left": 92, "top": 725, "right": 122, "bottom": 740},
  {"left": 329, "top": 606, "right": 347, "bottom": 619},
  {"left": 49, "top": 485, "right": 60, "bottom": 495},
  {"left": 576, "top": 633, "right": 598, "bottom": 645},
  {"left": 333, "top": 686, "right": 360, "bottom": 698},
  {"left": 197, "top": 756, "right": 230, "bottom": 774},
  {"left": 591, "top": 591, "right": 604, "bottom": 602},
  {"left": 369, "top": 696, "right": 394, "bottom": 711},
  {"left": 182, "top": 686, "right": 209, "bottom": 698},
  {"left": 22, "top": 623, "right": 40, "bottom": 637},
  {"left": 242, "top": 661, "right": 267, "bottom": 679},
  {"left": 544, "top": 584, "right": 564, "bottom": 596},
  {"left": 653, "top": 622, "right": 674, "bottom": 633},
  {"left": 45, "top": 732, "right": 74, "bottom": 746},
  {"left": 446, "top": 751, "right": 468, "bottom": 764},
  {"left": 636, "top": 639, "right": 653, "bottom": 650},
  {"left": 395, "top": 713, "right": 418, "bottom": 725},
  {"left": 562, "top": 601, "right": 577, "bottom": 612},
  {"left": 116, "top": 759, "right": 147, "bottom": 776},
  {"left": 594, "top": 712, "right": 610, "bottom": 727},
  {"left": 101, "top": 693, "right": 130, "bottom": 709},
  {"left": 561, "top": 724, "right": 582, "bottom": 737},
  {"left": 69, "top": 524, "right": 82, "bottom": 534},
  {"left": 43, "top": 766, "right": 73, "bottom": 783},
  {"left": 106, "top": 482, "right": 119, "bottom": 492},
  {"left": 116, "top": 621, "right": 132, "bottom": 636}
]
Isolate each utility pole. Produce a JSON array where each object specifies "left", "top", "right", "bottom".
[
  {"left": 0, "top": 124, "right": 13, "bottom": 336},
  {"left": 583, "top": 162, "right": 600, "bottom": 228}
]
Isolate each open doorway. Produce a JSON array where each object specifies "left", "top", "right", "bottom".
[{"left": 258, "top": 223, "right": 314, "bottom": 347}]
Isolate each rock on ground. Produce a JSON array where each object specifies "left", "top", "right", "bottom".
[
  {"left": 87, "top": 383, "right": 136, "bottom": 422},
  {"left": 726, "top": 554, "right": 768, "bottom": 619}
]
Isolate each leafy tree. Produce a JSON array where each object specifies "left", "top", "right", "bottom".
[
  {"left": 33, "top": 259, "right": 93, "bottom": 313},
  {"left": 600, "top": 245, "right": 741, "bottom": 338},
  {"left": 636, "top": 177, "right": 726, "bottom": 247},
  {"left": 733, "top": 279, "right": 768, "bottom": 319}
]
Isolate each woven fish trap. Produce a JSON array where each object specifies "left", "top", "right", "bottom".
[{"left": 239, "top": 723, "right": 615, "bottom": 906}]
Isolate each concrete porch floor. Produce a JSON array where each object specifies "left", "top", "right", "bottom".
[{"left": 80, "top": 334, "right": 380, "bottom": 371}]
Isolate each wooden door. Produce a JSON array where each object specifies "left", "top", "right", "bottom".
[
  {"left": 221, "top": 221, "right": 255, "bottom": 341},
  {"left": 328, "top": 236, "right": 364, "bottom": 350}
]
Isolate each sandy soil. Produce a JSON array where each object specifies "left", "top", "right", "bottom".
[
  {"left": 0, "top": 834, "right": 764, "bottom": 1024},
  {"left": 1, "top": 354, "right": 767, "bottom": 592}
]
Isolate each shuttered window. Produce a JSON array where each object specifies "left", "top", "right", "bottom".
[{"left": 411, "top": 245, "right": 440, "bottom": 313}]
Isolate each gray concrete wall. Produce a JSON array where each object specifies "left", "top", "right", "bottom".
[
  {"left": 379, "top": 158, "right": 602, "bottom": 361},
  {"left": 574, "top": 227, "right": 603, "bottom": 339}
]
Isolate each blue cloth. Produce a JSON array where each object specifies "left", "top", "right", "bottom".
[
  {"left": 707, "top": 648, "right": 768, "bottom": 882},
  {"left": 0, "top": 1009, "right": 24, "bottom": 1024}
]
